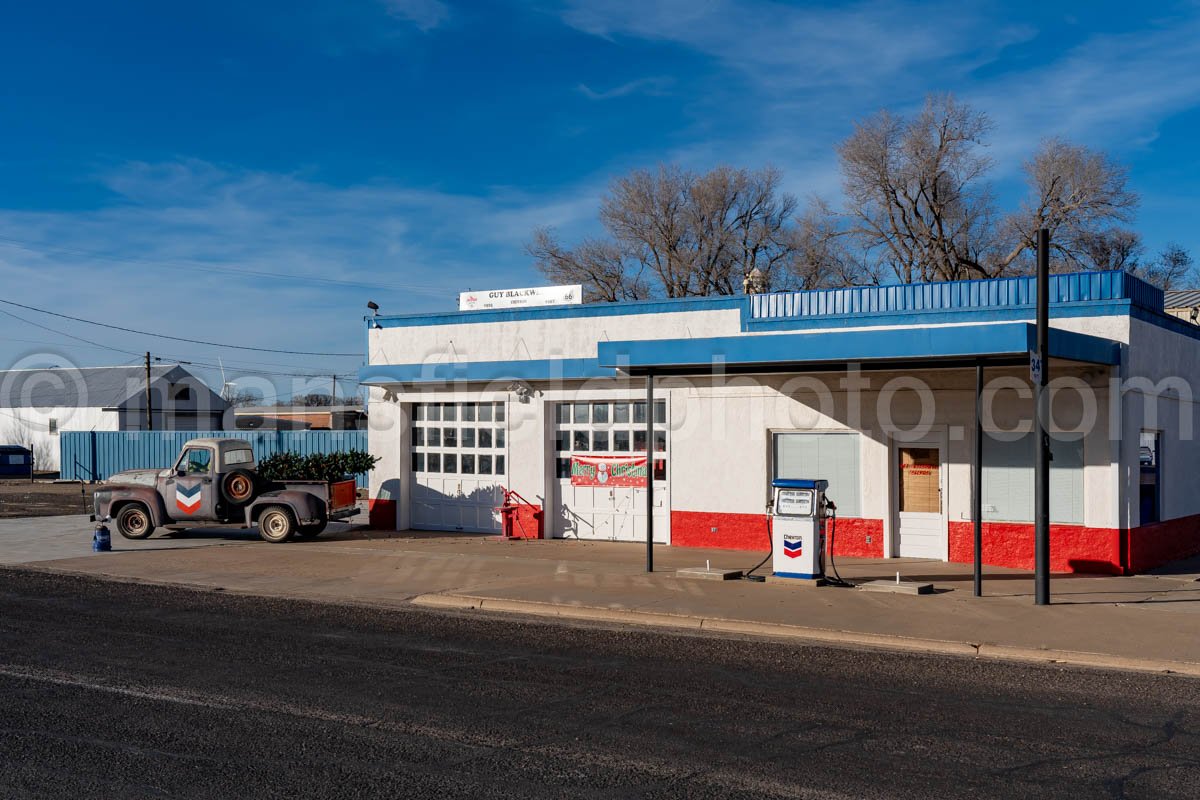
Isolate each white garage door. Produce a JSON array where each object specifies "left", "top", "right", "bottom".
[
  {"left": 551, "top": 400, "right": 669, "bottom": 543},
  {"left": 410, "top": 401, "right": 507, "bottom": 533}
]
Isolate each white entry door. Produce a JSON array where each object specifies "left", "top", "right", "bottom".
[
  {"left": 895, "top": 439, "right": 946, "bottom": 559},
  {"left": 551, "top": 400, "right": 669, "bottom": 543},
  {"left": 410, "top": 401, "right": 507, "bottom": 533}
]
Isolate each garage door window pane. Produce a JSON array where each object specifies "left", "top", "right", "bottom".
[
  {"left": 654, "top": 431, "right": 667, "bottom": 452},
  {"left": 412, "top": 427, "right": 424, "bottom": 447},
  {"left": 592, "top": 403, "right": 609, "bottom": 424},
  {"left": 634, "top": 430, "right": 647, "bottom": 451},
  {"left": 461, "top": 454, "right": 475, "bottom": 474},
  {"left": 556, "top": 403, "right": 571, "bottom": 424},
  {"left": 412, "top": 452, "right": 424, "bottom": 472},
  {"left": 555, "top": 430, "right": 569, "bottom": 451},
  {"left": 613, "top": 403, "right": 630, "bottom": 423},
  {"left": 414, "top": 405, "right": 425, "bottom": 422},
  {"left": 593, "top": 431, "right": 609, "bottom": 451},
  {"left": 654, "top": 459, "right": 666, "bottom": 481},
  {"left": 613, "top": 431, "right": 630, "bottom": 451},
  {"left": 479, "top": 429, "right": 493, "bottom": 448},
  {"left": 654, "top": 401, "right": 666, "bottom": 424},
  {"left": 427, "top": 453, "right": 440, "bottom": 472},
  {"left": 426, "top": 427, "right": 441, "bottom": 447},
  {"left": 478, "top": 404, "right": 493, "bottom": 422},
  {"left": 633, "top": 402, "right": 647, "bottom": 424},
  {"left": 573, "top": 430, "right": 589, "bottom": 451},
  {"left": 462, "top": 404, "right": 476, "bottom": 422},
  {"left": 496, "top": 455, "right": 505, "bottom": 474},
  {"left": 495, "top": 428, "right": 505, "bottom": 447},
  {"left": 443, "top": 428, "right": 458, "bottom": 448},
  {"left": 462, "top": 428, "right": 476, "bottom": 448},
  {"left": 495, "top": 403, "right": 505, "bottom": 422},
  {"left": 573, "top": 404, "right": 589, "bottom": 424},
  {"left": 479, "top": 455, "right": 492, "bottom": 475},
  {"left": 443, "top": 454, "right": 457, "bottom": 473},
  {"left": 427, "top": 404, "right": 441, "bottom": 422},
  {"left": 442, "top": 403, "right": 457, "bottom": 422}
]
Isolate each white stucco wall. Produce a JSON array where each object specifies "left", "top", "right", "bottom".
[{"left": 1, "top": 406, "right": 118, "bottom": 471}]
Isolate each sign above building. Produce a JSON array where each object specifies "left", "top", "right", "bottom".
[{"left": 458, "top": 284, "right": 582, "bottom": 311}]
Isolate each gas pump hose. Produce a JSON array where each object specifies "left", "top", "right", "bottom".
[
  {"left": 742, "top": 512, "right": 772, "bottom": 582},
  {"left": 824, "top": 506, "right": 855, "bottom": 588}
]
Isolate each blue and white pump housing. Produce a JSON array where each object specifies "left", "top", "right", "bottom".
[{"left": 770, "top": 478, "right": 828, "bottom": 580}]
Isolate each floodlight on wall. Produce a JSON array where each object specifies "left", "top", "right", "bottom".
[
  {"left": 367, "top": 301, "right": 383, "bottom": 329},
  {"left": 508, "top": 380, "right": 536, "bottom": 403}
]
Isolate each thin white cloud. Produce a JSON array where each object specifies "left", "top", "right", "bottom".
[
  {"left": 576, "top": 75, "right": 674, "bottom": 100},
  {"left": 382, "top": 0, "right": 451, "bottom": 32},
  {"left": 0, "top": 160, "right": 604, "bottom": 376}
]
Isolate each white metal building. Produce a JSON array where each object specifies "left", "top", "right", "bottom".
[
  {"left": 0, "top": 365, "right": 227, "bottom": 471},
  {"left": 361, "top": 271, "right": 1200, "bottom": 574}
]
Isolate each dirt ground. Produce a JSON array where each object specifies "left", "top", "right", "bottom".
[{"left": 0, "top": 481, "right": 94, "bottom": 518}]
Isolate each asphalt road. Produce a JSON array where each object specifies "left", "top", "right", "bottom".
[{"left": 1, "top": 569, "right": 1197, "bottom": 799}]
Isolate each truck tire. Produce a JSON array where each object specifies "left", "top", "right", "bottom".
[
  {"left": 221, "top": 469, "right": 257, "bottom": 506},
  {"left": 257, "top": 505, "right": 296, "bottom": 543},
  {"left": 296, "top": 519, "right": 327, "bottom": 538},
  {"left": 115, "top": 504, "right": 155, "bottom": 540}
]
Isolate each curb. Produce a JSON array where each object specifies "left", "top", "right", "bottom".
[{"left": 411, "top": 593, "right": 1200, "bottom": 678}]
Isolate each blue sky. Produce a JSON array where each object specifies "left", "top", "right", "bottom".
[{"left": 1, "top": 0, "right": 1199, "bottom": 397}]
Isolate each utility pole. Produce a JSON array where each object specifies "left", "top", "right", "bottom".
[
  {"left": 1034, "top": 229, "right": 1051, "bottom": 605},
  {"left": 331, "top": 375, "right": 338, "bottom": 405},
  {"left": 145, "top": 352, "right": 153, "bottom": 431}
]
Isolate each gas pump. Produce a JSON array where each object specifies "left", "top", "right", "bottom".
[{"left": 770, "top": 478, "right": 829, "bottom": 581}]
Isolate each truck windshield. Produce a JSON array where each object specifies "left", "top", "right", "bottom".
[{"left": 178, "top": 448, "right": 212, "bottom": 474}]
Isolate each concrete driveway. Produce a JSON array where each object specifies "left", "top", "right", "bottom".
[{"left": 0, "top": 509, "right": 369, "bottom": 566}]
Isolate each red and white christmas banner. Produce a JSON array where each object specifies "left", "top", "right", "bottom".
[{"left": 569, "top": 455, "right": 648, "bottom": 487}]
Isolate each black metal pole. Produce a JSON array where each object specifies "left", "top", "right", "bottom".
[
  {"left": 645, "top": 371, "right": 654, "bottom": 573},
  {"left": 1035, "top": 229, "right": 1051, "bottom": 605},
  {"left": 145, "top": 352, "right": 153, "bottom": 431},
  {"left": 974, "top": 362, "right": 984, "bottom": 597}
]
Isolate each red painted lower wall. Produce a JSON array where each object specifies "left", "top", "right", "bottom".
[
  {"left": 948, "top": 516, "right": 1200, "bottom": 575},
  {"left": 671, "top": 510, "right": 885, "bottom": 558},
  {"left": 368, "top": 498, "right": 397, "bottom": 530},
  {"left": 1128, "top": 513, "right": 1200, "bottom": 573},
  {"left": 948, "top": 521, "right": 1122, "bottom": 574}
]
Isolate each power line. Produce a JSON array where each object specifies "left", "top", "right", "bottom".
[
  {"left": 0, "top": 298, "right": 361, "bottom": 357},
  {"left": 0, "top": 306, "right": 146, "bottom": 360}
]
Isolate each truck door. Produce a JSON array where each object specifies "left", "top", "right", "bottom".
[{"left": 167, "top": 446, "right": 218, "bottom": 521}]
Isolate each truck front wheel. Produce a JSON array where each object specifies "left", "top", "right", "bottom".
[
  {"left": 115, "top": 504, "right": 155, "bottom": 540},
  {"left": 257, "top": 506, "right": 296, "bottom": 543}
]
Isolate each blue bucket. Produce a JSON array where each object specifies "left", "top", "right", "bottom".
[{"left": 92, "top": 524, "right": 111, "bottom": 552}]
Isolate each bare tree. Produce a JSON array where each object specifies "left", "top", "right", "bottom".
[
  {"left": 3, "top": 415, "right": 54, "bottom": 468},
  {"left": 225, "top": 389, "right": 263, "bottom": 408},
  {"left": 1131, "top": 243, "right": 1196, "bottom": 291},
  {"left": 530, "top": 164, "right": 816, "bottom": 299},
  {"left": 1000, "top": 138, "right": 1139, "bottom": 271},
  {"left": 836, "top": 95, "right": 997, "bottom": 283}
]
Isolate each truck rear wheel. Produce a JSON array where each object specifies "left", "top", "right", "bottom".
[
  {"left": 115, "top": 504, "right": 155, "bottom": 540},
  {"left": 257, "top": 505, "right": 295, "bottom": 543}
]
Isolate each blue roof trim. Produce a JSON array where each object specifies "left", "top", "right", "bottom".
[
  {"left": 744, "top": 299, "right": 1131, "bottom": 332},
  {"left": 598, "top": 323, "right": 1120, "bottom": 370},
  {"left": 359, "top": 358, "right": 609, "bottom": 385},
  {"left": 372, "top": 295, "right": 745, "bottom": 329},
  {"left": 751, "top": 270, "right": 1160, "bottom": 321}
]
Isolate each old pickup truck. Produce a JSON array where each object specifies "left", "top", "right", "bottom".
[{"left": 92, "top": 438, "right": 358, "bottom": 543}]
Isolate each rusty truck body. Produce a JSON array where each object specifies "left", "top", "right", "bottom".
[{"left": 92, "top": 438, "right": 358, "bottom": 543}]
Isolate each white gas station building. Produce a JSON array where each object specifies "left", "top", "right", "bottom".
[{"left": 360, "top": 271, "right": 1200, "bottom": 574}]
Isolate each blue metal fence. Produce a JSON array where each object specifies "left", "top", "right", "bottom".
[{"left": 60, "top": 430, "right": 371, "bottom": 487}]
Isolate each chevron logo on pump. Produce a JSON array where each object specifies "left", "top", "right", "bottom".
[
  {"left": 175, "top": 483, "right": 202, "bottom": 515},
  {"left": 783, "top": 539, "right": 803, "bottom": 558}
]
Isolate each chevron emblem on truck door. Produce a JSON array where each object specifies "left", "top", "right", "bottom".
[{"left": 175, "top": 483, "right": 202, "bottom": 515}]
